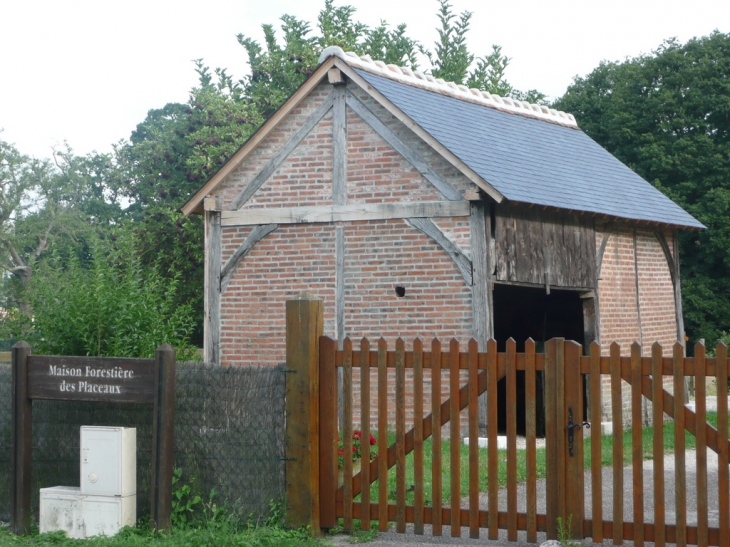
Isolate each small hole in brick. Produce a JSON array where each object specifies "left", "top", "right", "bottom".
[{"left": 395, "top": 286, "right": 406, "bottom": 297}]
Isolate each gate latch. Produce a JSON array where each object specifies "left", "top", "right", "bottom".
[{"left": 567, "top": 407, "right": 590, "bottom": 457}]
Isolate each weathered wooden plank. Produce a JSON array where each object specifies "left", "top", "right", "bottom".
[
  {"left": 10, "top": 341, "right": 32, "bottom": 535},
  {"left": 610, "top": 342, "right": 624, "bottom": 545},
  {"left": 470, "top": 202, "right": 490, "bottom": 348},
  {"left": 556, "top": 339, "right": 568, "bottom": 524},
  {"left": 506, "top": 338, "right": 518, "bottom": 541},
  {"left": 395, "top": 339, "right": 406, "bottom": 533},
  {"left": 717, "top": 343, "right": 729, "bottom": 547},
  {"left": 674, "top": 342, "right": 687, "bottom": 547},
  {"left": 468, "top": 339, "right": 479, "bottom": 539},
  {"left": 449, "top": 339, "right": 461, "bottom": 537},
  {"left": 222, "top": 200, "right": 471, "bottom": 226},
  {"left": 231, "top": 93, "right": 334, "bottom": 209},
  {"left": 407, "top": 218, "right": 472, "bottom": 284},
  {"left": 332, "top": 85, "right": 347, "bottom": 206},
  {"left": 360, "top": 338, "right": 372, "bottom": 531},
  {"left": 378, "top": 338, "right": 389, "bottom": 532},
  {"left": 540, "top": 211, "right": 563, "bottom": 294},
  {"left": 431, "top": 338, "right": 443, "bottom": 536},
  {"left": 525, "top": 338, "right": 538, "bottom": 543},
  {"left": 319, "top": 336, "right": 338, "bottom": 530},
  {"left": 544, "top": 338, "right": 559, "bottom": 540},
  {"left": 27, "top": 355, "right": 155, "bottom": 404},
  {"left": 495, "top": 204, "right": 596, "bottom": 288},
  {"left": 413, "top": 338, "right": 425, "bottom": 535},
  {"left": 345, "top": 90, "right": 462, "bottom": 201},
  {"left": 514, "top": 206, "right": 532, "bottom": 283},
  {"left": 220, "top": 224, "right": 278, "bottom": 292},
  {"left": 285, "top": 295, "right": 324, "bottom": 531},
  {"left": 150, "top": 344, "right": 176, "bottom": 532},
  {"left": 631, "top": 343, "right": 645, "bottom": 547},
  {"left": 205, "top": 210, "right": 221, "bottom": 365},
  {"left": 342, "top": 338, "right": 354, "bottom": 532},
  {"left": 487, "top": 338, "right": 499, "bottom": 539},
  {"left": 652, "top": 343, "right": 666, "bottom": 547},
  {"left": 590, "top": 341, "right": 603, "bottom": 543},
  {"left": 695, "top": 343, "right": 708, "bottom": 547},
  {"left": 481, "top": 203, "right": 493, "bottom": 435},
  {"left": 335, "top": 226, "right": 346, "bottom": 346}
]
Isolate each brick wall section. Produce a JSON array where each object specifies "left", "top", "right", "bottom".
[
  {"left": 219, "top": 223, "right": 337, "bottom": 367},
  {"left": 213, "top": 86, "right": 333, "bottom": 208},
  {"left": 597, "top": 226, "right": 678, "bottom": 424},
  {"left": 343, "top": 219, "right": 474, "bottom": 431}
]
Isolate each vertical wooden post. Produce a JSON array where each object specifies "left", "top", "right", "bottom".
[
  {"left": 470, "top": 200, "right": 491, "bottom": 435},
  {"left": 285, "top": 294, "right": 323, "bottom": 532},
  {"left": 150, "top": 343, "right": 176, "bottom": 532},
  {"left": 544, "top": 338, "right": 560, "bottom": 540},
  {"left": 11, "top": 341, "right": 32, "bottom": 536},
  {"left": 319, "top": 336, "right": 337, "bottom": 530},
  {"left": 204, "top": 199, "right": 222, "bottom": 365}
]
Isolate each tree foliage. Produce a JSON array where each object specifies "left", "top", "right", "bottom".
[
  {"left": 0, "top": 138, "right": 121, "bottom": 316},
  {"left": 22, "top": 231, "right": 199, "bottom": 359},
  {"left": 554, "top": 32, "right": 730, "bottom": 345}
]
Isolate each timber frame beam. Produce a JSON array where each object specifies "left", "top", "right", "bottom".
[
  {"left": 220, "top": 224, "right": 279, "bottom": 293},
  {"left": 221, "top": 201, "right": 470, "bottom": 227},
  {"left": 407, "top": 218, "right": 472, "bottom": 285},
  {"left": 231, "top": 92, "right": 335, "bottom": 210}
]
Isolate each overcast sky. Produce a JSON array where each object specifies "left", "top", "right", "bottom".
[{"left": 2, "top": 0, "right": 728, "bottom": 161}]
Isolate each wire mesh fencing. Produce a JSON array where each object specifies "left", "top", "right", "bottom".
[{"left": 0, "top": 361, "right": 286, "bottom": 523}]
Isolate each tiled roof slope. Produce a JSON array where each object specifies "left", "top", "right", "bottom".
[{"left": 350, "top": 67, "right": 704, "bottom": 229}]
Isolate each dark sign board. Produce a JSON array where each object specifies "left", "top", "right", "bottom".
[{"left": 27, "top": 356, "right": 156, "bottom": 404}]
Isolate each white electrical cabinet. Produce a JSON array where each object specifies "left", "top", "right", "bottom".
[
  {"left": 80, "top": 426, "right": 136, "bottom": 497},
  {"left": 39, "top": 487, "right": 136, "bottom": 539}
]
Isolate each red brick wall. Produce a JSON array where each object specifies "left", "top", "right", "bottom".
[
  {"left": 596, "top": 226, "right": 678, "bottom": 424},
  {"left": 219, "top": 223, "right": 337, "bottom": 367}
]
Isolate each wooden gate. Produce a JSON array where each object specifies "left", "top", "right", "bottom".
[{"left": 312, "top": 334, "right": 730, "bottom": 546}]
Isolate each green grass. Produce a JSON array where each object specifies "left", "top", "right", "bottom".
[
  {"left": 0, "top": 521, "right": 327, "bottom": 547},
  {"left": 358, "top": 411, "right": 723, "bottom": 506}
]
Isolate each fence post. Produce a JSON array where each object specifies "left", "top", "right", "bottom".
[
  {"left": 10, "top": 341, "right": 32, "bottom": 535},
  {"left": 285, "top": 294, "right": 324, "bottom": 533},
  {"left": 150, "top": 343, "right": 176, "bottom": 532}
]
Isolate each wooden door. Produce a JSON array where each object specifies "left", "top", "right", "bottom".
[{"left": 545, "top": 338, "right": 587, "bottom": 540}]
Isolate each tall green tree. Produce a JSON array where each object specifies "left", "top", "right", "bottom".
[
  {"left": 554, "top": 32, "right": 730, "bottom": 345},
  {"left": 0, "top": 139, "right": 120, "bottom": 316}
]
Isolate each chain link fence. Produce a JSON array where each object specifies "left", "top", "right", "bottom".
[{"left": 0, "top": 360, "right": 286, "bottom": 523}]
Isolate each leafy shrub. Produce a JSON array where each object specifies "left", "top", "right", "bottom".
[{"left": 13, "top": 230, "right": 200, "bottom": 359}]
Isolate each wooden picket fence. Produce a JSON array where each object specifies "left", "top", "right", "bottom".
[{"left": 315, "top": 335, "right": 730, "bottom": 546}]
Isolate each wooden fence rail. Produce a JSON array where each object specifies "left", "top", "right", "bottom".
[{"left": 283, "top": 298, "right": 730, "bottom": 544}]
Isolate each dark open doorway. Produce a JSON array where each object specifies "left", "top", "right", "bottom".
[{"left": 493, "top": 284, "right": 586, "bottom": 436}]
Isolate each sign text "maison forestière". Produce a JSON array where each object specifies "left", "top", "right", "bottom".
[{"left": 27, "top": 356, "right": 156, "bottom": 403}]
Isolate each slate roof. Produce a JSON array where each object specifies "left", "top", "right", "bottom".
[{"left": 353, "top": 68, "right": 704, "bottom": 229}]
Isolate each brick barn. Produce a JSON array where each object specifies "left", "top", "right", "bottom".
[{"left": 182, "top": 46, "right": 703, "bottom": 431}]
